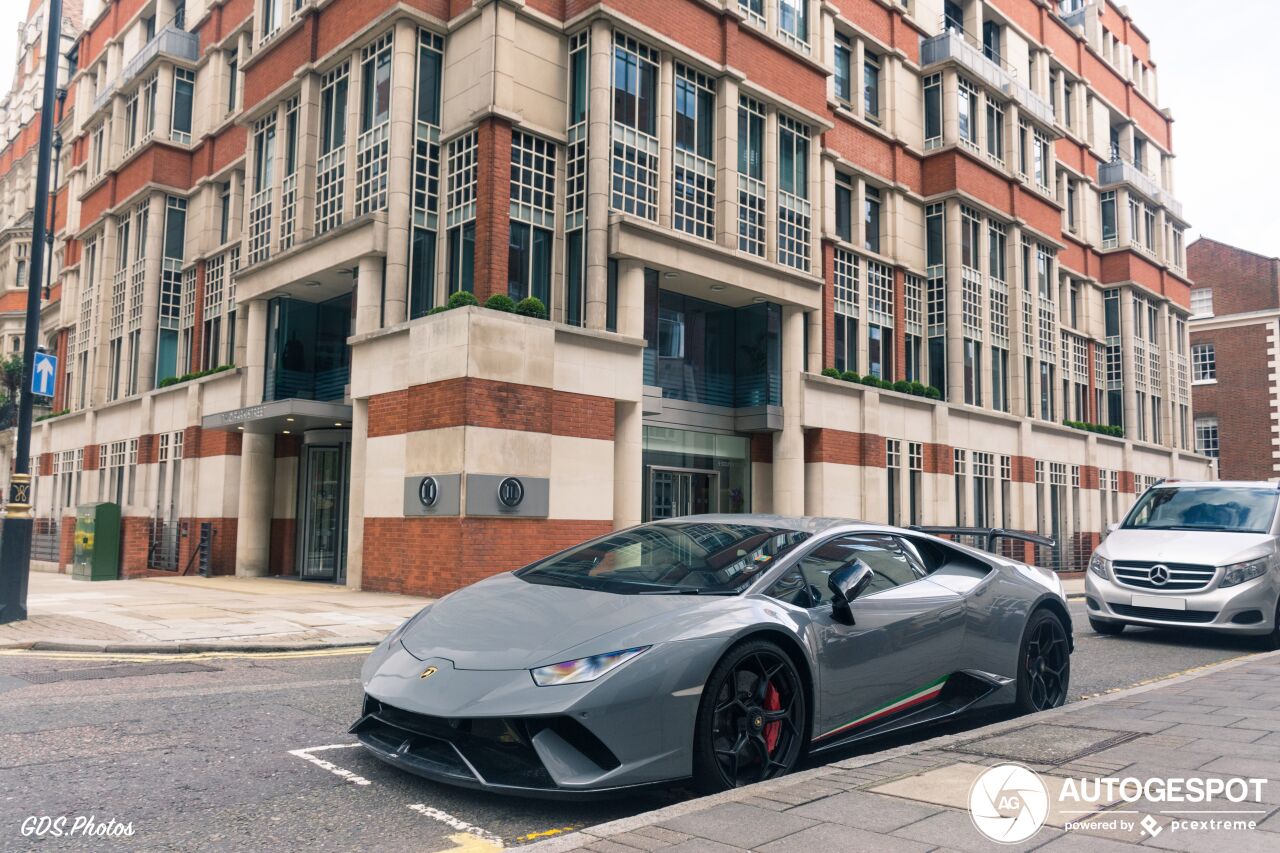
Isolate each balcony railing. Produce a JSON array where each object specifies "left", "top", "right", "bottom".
[
  {"left": 1098, "top": 158, "right": 1163, "bottom": 204},
  {"left": 91, "top": 81, "right": 116, "bottom": 116},
  {"left": 121, "top": 27, "right": 198, "bottom": 91},
  {"left": 921, "top": 29, "right": 1056, "bottom": 128}
]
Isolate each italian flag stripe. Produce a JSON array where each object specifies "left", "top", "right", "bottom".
[{"left": 817, "top": 675, "right": 949, "bottom": 741}]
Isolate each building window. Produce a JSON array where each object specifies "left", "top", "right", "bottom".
[
  {"left": 355, "top": 32, "right": 393, "bottom": 215},
  {"left": 866, "top": 259, "right": 894, "bottom": 380},
  {"left": 957, "top": 77, "right": 978, "bottom": 147},
  {"left": 218, "top": 181, "right": 232, "bottom": 245},
  {"left": 262, "top": 0, "right": 282, "bottom": 41},
  {"left": 833, "top": 248, "right": 858, "bottom": 373},
  {"left": 737, "top": 95, "right": 766, "bottom": 257},
  {"left": 985, "top": 98, "right": 1004, "bottom": 163},
  {"left": 1189, "top": 287, "right": 1212, "bottom": 318},
  {"left": 508, "top": 130, "right": 556, "bottom": 307},
  {"left": 863, "top": 50, "right": 881, "bottom": 122},
  {"left": 908, "top": 442, "right": 923, "bottom": 525},
  {"left": 834, "top": 173, "right": 853, "bottom": 243},
  {"left": 776, "top": 114, "right": 810, "bottom": 271},
  {"left": 834, "top": 33, "right": 851, "bottom": 103},
  {"left": 1033, "top": 127, "right": 1051, "bottom": 189},
  {"left": 171, "top": 68, "right": 194, "bottom": 144},
  {"left": 611, "top": 33, "right": 660, "bottom": 220},
  {"left": 864, "top": 185, "right": 881, "bottom": 254},
  {"left": 316, "top": 62, "right": 350, "bottom": 234},
  {"left": 564, "top": 30, "right": 589, "bottom": 326},
  {"left": 1191, "top": 343, "right": 1216, "bottom": 383},
  {"left": 1195, "top": 417, "right": 1219, "bottom": 458},
  {"left": 778, "top": 0, "right": 808, "bottom": 48},
  {"left": 227, "top": 50, "right": 239, "bottom": 115},
  {"left": 279, "top": 96, "right": 300, "bottom": 250},
  {"left": 156, "top": 197, "right": 187, "bottom": 385},
  {"left": 886, "top": 440, "right": 901, "bottom": 526},
  {"left": 410, "top": 30, "right": 445, "bottom": 319},
  {"left": 1100, "top": 190, "right": 1117, "bottom": 248},
  {"left": 673, "top": 64, "right": 716, "bottom": 240},
  {"left": 248, "top": 115, "right": 276, "bottom": 265},
  {"left": 923, "top": 73, "right": 942, "bottom": 148},
  {"left": 446, "top": 130, "right": 478, "bottom": 293}
]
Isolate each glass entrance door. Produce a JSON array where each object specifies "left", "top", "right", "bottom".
[
  {"left": 649, "top": 467, "right": 719, "bottom": 520},
  {"left": 299, "top": 444, "right": 349, "bottom": 581}
]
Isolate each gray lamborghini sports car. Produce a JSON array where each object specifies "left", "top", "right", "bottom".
[{"left": 352, "top": 516, "right": 1072, "bottom": 797}]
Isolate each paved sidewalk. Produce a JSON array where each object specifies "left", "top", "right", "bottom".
[
  {"left": 525, "top": 651, "right": 1280, "bottom": 852},
  {"left": 0, "top": 571, "right": 428, "bottom": 651}
]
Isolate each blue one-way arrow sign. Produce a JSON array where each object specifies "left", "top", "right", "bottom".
[{"left": 32, "top": 351, "right": 57, "bottom": 397}]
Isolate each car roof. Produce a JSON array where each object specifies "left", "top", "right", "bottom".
[{"left": 649, "top": 514, "right": 884, "bottom": 535}]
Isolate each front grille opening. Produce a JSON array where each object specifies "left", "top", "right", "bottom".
[
  {"left": 1112, "top": 604, "right": 1217, "bottom": 624},
  {"left": 1112, "top": 562, "right": 1217, "bottom": 592},
  {"left": 530, "top": 717, "right": 622, "bottom": 772},
  {"left": 1231, "top": 610, "right": 1265, "bottom": 625}
]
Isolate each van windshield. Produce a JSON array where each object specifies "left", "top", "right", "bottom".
[{"left": 1122, "top": 487, "right": 1279, "bottom": 534}]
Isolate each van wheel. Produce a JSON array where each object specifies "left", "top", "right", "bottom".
[{"left": 1257, "top": 603, "right": 1280, "bottom": 651}]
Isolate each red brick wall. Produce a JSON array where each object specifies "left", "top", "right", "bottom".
[
  {"left": 59, "top": 515, "right": 76, "bottom": 572},
  {"left": 1191, "top": 322, "right": 1273, "bottom": 481},
  {"left": 120, "top": 516, "right": 151, "bottom": 578},
  {"left": 369, "top": 377, "right": 615, "bottom": 440},
  {"left": 1187, "top": 238, "right": 1280, "bottom": 317},
  {"left": 473, "top": 118, "right": 512, "bottom": 303},
  {"left": 362, "top": 517, "right": 612, "bottom": 596}
]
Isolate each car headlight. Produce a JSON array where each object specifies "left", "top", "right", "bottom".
[
  {"left": 530, "top": 646, "right": 650, "bottom": 687},
  {"left": 1219, "top": 558, "right": 1270, "bottom": 588},
  {"left": 1088, "top": 553, "right": 1111, "bottom": 580}
]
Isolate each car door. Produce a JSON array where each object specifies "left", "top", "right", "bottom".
[{"left": 796, "top": 533, "right": 966, "bottom": 742}]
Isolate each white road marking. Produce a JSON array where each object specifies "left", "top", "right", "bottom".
[
  {"left": 289, "top": 744, "right": 505, "bottom": 847},
  {"left": 407, "top": 804, "right": 504, "bottom": 847},
  {"left": 288, "top": 743, "right": 372, "bottom": 786}
]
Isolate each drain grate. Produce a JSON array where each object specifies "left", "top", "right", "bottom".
[
  {"left": 946, "top": 724, "right": 1143, "bottom": 766},
  {"left": 16, "top": 662, "right": 220, "bottom": 684}
]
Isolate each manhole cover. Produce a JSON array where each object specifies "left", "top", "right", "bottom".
[
  {"left": 947, "top": 724, "right": 1142, "bottom": 765},
  {"left": 16, "top": 662, "right": 219, "bottom": 684}
]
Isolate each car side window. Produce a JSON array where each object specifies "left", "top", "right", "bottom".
[{"left": 771, "top": 534, "right": 923, "bottom": 608}]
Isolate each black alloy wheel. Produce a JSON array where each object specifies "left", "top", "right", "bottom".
[
  {"left": 693, "top": 640, "right": 806, "bottom": 793},
  {"left": 1016, "top": 610, "right": 1071, "bottom": 713}
]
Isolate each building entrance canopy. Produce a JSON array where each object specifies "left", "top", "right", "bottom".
[{"left": 201, "top": 399, "right": 353, "bottom": 435}]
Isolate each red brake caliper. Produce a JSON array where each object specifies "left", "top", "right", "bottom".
[{"left": 763, "top": 683, "right": 782, "bottom": 753}]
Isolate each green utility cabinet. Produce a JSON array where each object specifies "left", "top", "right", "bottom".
[{"left": 71, "top": 503, "right": 121, "bottom": 581}]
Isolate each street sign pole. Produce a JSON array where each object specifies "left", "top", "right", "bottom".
[{"left": 1, "top": 0, "right": 63, "bottom": 625}]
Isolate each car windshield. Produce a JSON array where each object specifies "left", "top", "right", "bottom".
[
  {"left": 1122, "top": 487, "right": 1279, "bottom": 534},
  {"left": 517, "top": 522, "right": 811, "bottom": 595}
]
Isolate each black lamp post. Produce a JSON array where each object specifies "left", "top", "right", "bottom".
[{"left": 0, "top": 0, "right": 64, "bottom": 624}]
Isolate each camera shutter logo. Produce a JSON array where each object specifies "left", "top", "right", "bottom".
[
  {"left": 418, "top": 476, "right": 439, "bottom": 508},
  {"left": 1148, "top": 564, "right": 1170, "bottom": 586},
  {"left": 498, "top": 477, "right": 525, "bottom": 509},
  {"left": 969, "top": 763, "right": 1050, "bottom": 843}
]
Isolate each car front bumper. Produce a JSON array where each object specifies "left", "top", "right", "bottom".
[
  {"left": 351, "top": 639, "right": 718, "bottom": 796},
  {"left": 1085, "top": 570, "right": 1278, "bottom": 635}
]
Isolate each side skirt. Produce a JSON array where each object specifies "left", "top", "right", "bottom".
[{"left": 808, "top": 670, "right": 1011, "bottom": 754}]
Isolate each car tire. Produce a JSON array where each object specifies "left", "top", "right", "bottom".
[
  {"left": 1014, "top": 609, "right": 1071, "bottom": 714},
  {"left": 1089, "top": 617, "right": 1125, "bottom": 636},
  {"left": 692, "top": 640, "right": 807, "bottom": 794},
  {"left": 1256, "top": 602, "right": 1280, "bottom": 651}
]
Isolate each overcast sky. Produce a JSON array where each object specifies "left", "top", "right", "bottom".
[{"left": 0, "top": 0, "right": 1274, "bottom": 256}]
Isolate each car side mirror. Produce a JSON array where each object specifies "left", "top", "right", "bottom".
[
  {"left": 1104, "top": 522, "right": 1120, "bottom": 538},
  {"left": 829, "top": 560, "right": 875, "bottom": 625}
]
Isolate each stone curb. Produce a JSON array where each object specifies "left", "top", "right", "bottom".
[
  {"left": 0, "top": 639, "right": 378, "bottom": 654},
  {"left": 520, "top": 648, "right": 1278, "bottom": 850}
]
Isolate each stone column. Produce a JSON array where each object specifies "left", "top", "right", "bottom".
[
  {"left": 234, "top": 432, "right": 273, "bottom": 577},
  {"left": 383, "top": 19, "right": 416, "bottom": 326},
  {"left": 944, "top": 200, "right": 965, "bottom": 403},
  {"left": 295, "top": 74, "right": 321, "bottom": 245},
  {"left": 773, "top": 305, "right": 806, "bottom": 515},
  {"left": 613, "top": 400, "right": 642, "bottom": 530},
  {"left": 136, "top": 193, "right": 166, "bottom": 393},
  {"left": 1120, "top": 288, "right": 1137, "bottom": 439},
  {"left": 584, "top": 19, "right": 612, "bottom": 329},
  {"left": 346, "top": 397, "right": 367, "bottom": 588},
  {"left": 244, "top": 298, "right": 269, "bottom": 405},
  {"left": 657, "top": 55, "right": 673, "bottom": 231},
  {"left": 714, "top": 75, "right": 740, "bottom": 252},
  {"left": 356, "top": 255, "right": 383, "bottom": 335}
]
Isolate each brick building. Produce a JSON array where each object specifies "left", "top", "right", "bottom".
[
  {"left": 1187, "top": 236, "right": 1280, "bottom": 481},
  {"left": 0, "top": 0, "right": 1210, "bottom": 592}
]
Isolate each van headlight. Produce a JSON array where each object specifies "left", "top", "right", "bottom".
[
  {"left": 1088, "top": 553, "right": 1111, "bottom": 580},
  {"left": 1219, "top": 558, "right": 1269, "bottom": 588}
]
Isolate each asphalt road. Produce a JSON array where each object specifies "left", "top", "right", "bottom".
[{"left": 0, "top": 600, "right": 1263, "bottom": 852}]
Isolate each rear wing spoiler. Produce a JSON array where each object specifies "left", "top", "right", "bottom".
[{"left": 907, "top": 526, "right": 1056, "bottom": 552}]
